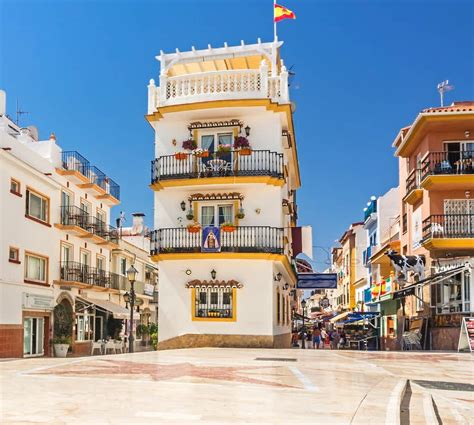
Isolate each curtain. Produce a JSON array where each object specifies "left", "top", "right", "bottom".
[
  {"left": 201, "top": 206, "right": 215, "bottom": 226},
  {"left": 218, "top": 205, "right": 233, "bottom": 225},
  {"left": 201, "top": 135, "right": 214, "bottom": 151},
  {"left": 27, "top": 256, "right": 45, "bottom": 281}
]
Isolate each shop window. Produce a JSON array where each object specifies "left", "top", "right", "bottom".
[
  {"left": 26, "top": 188, "right": 49, "bottom": 224},
  {"left": 10, "top": 178, "right": 21, "bottom": 196},
  {"left": 194, "top": 287, "right": 234, "bottom": 319},
  {"left": 75, "top": 300, "right": 95, "bottom": 341},
  {"left": 9, "top": 247, "right": 20, "bottom": 263},
  {"left": 24, "top": 253, "right": 48, "bottom": 284},
  {"left": 386, "top": 316, "right": 396, "bottom": 338},
  {"left": 431, "top": 272, "right": 467, "bottom": 314}
]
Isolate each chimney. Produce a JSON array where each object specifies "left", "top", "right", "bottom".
[{"left": 132, "top": 213, "right": 145, "bottom": 235}]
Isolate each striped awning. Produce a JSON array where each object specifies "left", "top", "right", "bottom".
[{"left": 185, "top": 280, "right": 243, "bottom": 289}]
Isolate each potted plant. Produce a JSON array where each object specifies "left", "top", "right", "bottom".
[
  {"left": 187, "top": 223, "right": 201, "bottom": 233},
  {"left": 236, "top": 208, "right": 245, "bottom": 220},
  {"left": 186, "top": 208, "right": 194, "bottom": 220},
  {"left": 234, "top": 136, "right": 251, "bottom": 155},
  {"left": 216, "top": 144, "right": 232, "bottom": 157},
  {"left": 221, "top": 222, "right": 236, "bottom": 232},
  {"left": 137, "top": 324, "right": 150, "bottom": 346},
  {"left": 193, "top": 148, "right": 209, "bottom": 158},
  {"left": 182, "top": 139, "right": 197, "bottom": 151},
  {"left": 175, "top": 151, "right": 189, "bottom": 160},
  {"left": 53, "top": 335, "right": 71, "bottom": 358}
]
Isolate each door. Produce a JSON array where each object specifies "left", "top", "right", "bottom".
[
  {"left": 62, "top": 244, "right": 71, "bottom": 264},
  {"left": 61, "top": 191, "right": 71, "bottom": 223},
  {"left": 94, "top": 316, "right": 103, "bottom": 341},
  {"left": 200, "top": 132, "right": 233, "bottom": 166},
  {"left": 23, "top": 317, "right": 44, "bottom": 357}
]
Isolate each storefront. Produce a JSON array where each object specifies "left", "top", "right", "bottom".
[
  {"left": 330, "top": 312, "right": 380, "bottom": 350},
  {"left": 22, "top": 292, "right": 54, "bottom": 357}
]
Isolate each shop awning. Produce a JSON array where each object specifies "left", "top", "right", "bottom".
[
  {"left": 342, "top": 312, "right": 379, "bottom": 324},
  {"left": 79, "top": 297, "right": 139, "bottom": 320},
  {"left": 329, "top": 311, "right": 350, "bottom": 324}
]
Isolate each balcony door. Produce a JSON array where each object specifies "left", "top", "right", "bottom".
[
  {"left": 200, "top": 132, "right": 233, "bottom": 164},
  {"left": 444, "top": 142, "right": 474, "bottom": 165},
  {"left": 200, "top": 204, "right": 234, "bottom": 227},
  {"left": 444, "top": 199, "right": 474, "bottom": 237}
]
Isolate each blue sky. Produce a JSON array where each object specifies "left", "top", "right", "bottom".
[{"left": 1, "top": 0, "right": 473, "bottom": 269}]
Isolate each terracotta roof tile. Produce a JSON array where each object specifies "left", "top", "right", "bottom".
[{"left": 422, "top": 101, "right": 474, "bottom": 114}]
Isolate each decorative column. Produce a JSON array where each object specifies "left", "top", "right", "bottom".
[
  {"left": 147, "top": 79, "right": 156, "bottom": 114},
  {"left": 279, "top": 63, "right": 289, "bottom": 103},
  {"left": 159, "top": 72, "right": 168, "bottom": 105},
  {"left": 259, "top": 60, "right": 269, "bottom": 98}
]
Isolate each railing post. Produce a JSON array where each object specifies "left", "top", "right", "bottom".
[
  {"left": 279, "top": 64, "right": 289, "bottom": 103},
  {"left": 147, "top": 79, "right": 156, "bottom": 114},
  {"left": 159, "top": 73, "right": 168, "bottom": 105},
  {"left": 260, "top": 60, "right": 269, "bottom": 98}
]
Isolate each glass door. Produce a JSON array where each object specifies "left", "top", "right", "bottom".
[
  {"left": 23, "top": 317, "right": 44, "bottom": 357},
  {"left": 200, "top": 204, "right": 234, "bottom": 227},
  {"left": 62, "top": 244, "right": 71, "bottom": 264}
]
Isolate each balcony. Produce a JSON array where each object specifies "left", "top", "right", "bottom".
[
  {"left": 151, "top": 150, "right": 284, "bottom": 189},
  {"left": 56, "top": 206, "right": 119, "bottom": 247},
  {"left": 148, "top": 63, "right": 289, "bottom": 111},
  {"left": 422, "top": 214, "right": 474, "bottom": 250},
  {"left": 58, "top": 151, "right": 120, "bottom": 204},
  {"left": 58, "top": 262, "right": 121, "bottom": 290},
  {"left": 150, "top": 226, "right": 284, "bottom": 256},
  {"left": 420, "top": 151, "right": 474, "bottom": 191},
  {"left": 404, "top": 169, "right": 423, "bottom": 205}
]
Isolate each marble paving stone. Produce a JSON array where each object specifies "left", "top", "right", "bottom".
[{"left": 0, "top": 348, "right": 472, "bottom": 424}]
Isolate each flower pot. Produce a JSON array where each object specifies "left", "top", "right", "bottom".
[
  {"left": 175, "top": 153, "right": 188, "bottom": 160},
  {"left": 196, "top": 151, "right": 209, "bottom": 158},
  {"left": 221, "top": 225, "right": 236, "bottom": 233},
  {"left": 239, "top": 148, "right": 252, "bottom": 156},
  {"left": 54, "top": 344, "right": 69, "bottom": 358},
  {"left": 187, "top": 226, "right": 201, "bottom": 233}
]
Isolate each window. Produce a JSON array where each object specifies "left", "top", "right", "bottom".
[
  {"left": 25, "top": 253, "right": 48, "bottom": 284},
  {"left": 194, "top": 287, "right": 234, "bottom": 319},
  {"left": 10, "top": 178, "right": 21, "bottom": 196},
  {"left": 61, "top": 243, "right": 72, "bottom": 264},
  {"left": 75, "top": 300, "right": 95, "bottom": 341},
  {"left": 120, "top": 258, "right": 127, "bottom": 275},
  {"left": 415, "top": 285, "right": 424, "bottom": 311},
  {"left": 96, "top": 256, "right": 105, "bottom": 271},
  {"left": 80, "top": 250, "right": 90, "bottom": 267},
  {"left": 200, "top": 204, "right": 234, "bottom": 226},
  {"left": 9, "top": 247, "right": 20, "bottom": 263},
  {"left": 431, "top": 271, "right": 471, "bottom": 314},
  {"left": 26, "top": 189, "right": 49, "bottom": 223}
]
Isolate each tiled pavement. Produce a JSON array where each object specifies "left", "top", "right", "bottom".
[{"left": 0, "top": 348, "right": 472, "bottom": 424}]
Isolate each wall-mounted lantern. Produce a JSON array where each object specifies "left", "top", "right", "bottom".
[
  {"left": 245, "top": 125, "right": 251, "bottom": 136},
  {"left": 211, "top": 269, "right": 217, "bottom": 280}
]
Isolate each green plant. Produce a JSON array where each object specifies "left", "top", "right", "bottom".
[
  {"left": 136, "top": 324, "right": 150, "bottom": 338},
  {"left": 53, "top": 335, "right": 71, "bottom": 345},
  {"left": 53, "top": 302, "right": 73, "bottom": 339},
  {"left": 150, "top": 332, "right": 158, "bottom": 350},
  {"left": 149, "top": 323, "right": 158, "bottom": 334}
]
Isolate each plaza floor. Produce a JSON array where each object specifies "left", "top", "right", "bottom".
[{"left": 0, "top": 348, "right": 472, "bottom": 424}]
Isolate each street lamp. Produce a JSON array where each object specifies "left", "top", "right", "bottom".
[
  {"left": 301, "top": 298, "right": 307, "bottom": 349},
  {"left": 126, "top": 264, "right": 139, "bottom": 353}
]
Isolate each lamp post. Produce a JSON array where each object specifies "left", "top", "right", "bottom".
[
  {"left": 126, "top": 264, "right": 139, "bottom": 353},
  {"left": 301, "top": 298, "right": 306, "bottom": 349}
]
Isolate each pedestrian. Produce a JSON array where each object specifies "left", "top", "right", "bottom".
[
  {"left": 321, "top": 328, "right": 327, "bottom": 349},
  {"left": 312, "top": 326, "right": 321, "bottom": 349},
  {"left": 333, "top": 330, "right": 340, "bottom": 349},
  {"left": 329, "top": 330, "right": 335, "bottom": 350},
  {"left": 339, "top": 331, "right": 347, "bottom": 349},
  {"left": 291, "top": 329, "right": 299, "bottom": 347}
]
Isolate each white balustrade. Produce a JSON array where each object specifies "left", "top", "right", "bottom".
[{"left": 147, "top": 65, "right": 289, "bottom": 112}]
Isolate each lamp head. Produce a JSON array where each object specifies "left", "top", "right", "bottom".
[
  {"left": 244, "top": 125, "right": 251, "bottom": 136},
  {"left": 126, "top": 264, "right": 139, "bottom": 282}
]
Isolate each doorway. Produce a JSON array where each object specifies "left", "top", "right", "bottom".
[{"left": 23, "top": 317, "right": 44, "bottom": 357}]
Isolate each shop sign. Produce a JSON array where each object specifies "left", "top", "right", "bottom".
[
  {"left": 144, "top": 283, "right": 155, "bottom": 296},
  {"left": 22, "top": 293, "right": 54, "bottom": 310},
  {"left": 393, "top": 286, "right": 416, "bottom": 300}
]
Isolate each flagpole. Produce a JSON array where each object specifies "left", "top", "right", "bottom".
[{"left": 273, "top": 0, "right": 277, "bottom": 41}]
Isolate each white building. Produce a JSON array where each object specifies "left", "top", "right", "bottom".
[
  {"left": 0, "top": 90, "right": 154, "bottom": 357},
  {"left": 147, "top": 39, "right": 302, "bottom": 349}
]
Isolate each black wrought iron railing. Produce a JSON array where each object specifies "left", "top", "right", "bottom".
[
  {"left": 405, "top": 168, "right": 422, "bottom": 194},
  {"left": 150, "top": 226, "right": 284, "bottom": 255},
  {"left": 61, "top": 151, "right": 120, "bottom": 200},
  {"left": 59, "top": 206, "right": 119, "bottom": 243},
  {"left": 60, "top": 261, "right": 120, "bottom": 289},
  {"left": 421, "top": 151, "right": 474, "bottom": 181},
  {"left": 151, "top": 150, "right": 284, "bottom": 183},
  {"left": 422, "top": 214, "right": 474, "bottom": 240}
]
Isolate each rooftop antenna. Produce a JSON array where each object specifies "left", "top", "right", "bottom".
[
  {"left": 15, "top": 98, "right": 29, "bottom": 126},
  {"left": 437, "top": 80, "right": 454, "bottom": 107}
]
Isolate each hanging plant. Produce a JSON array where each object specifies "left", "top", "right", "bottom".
[
  {"left": 182, "top": 139, "right": 197, "bottom": 151},
  {"left": 236, "top": 208, "right": 245, "bottom": 219},
  {"left": 234, "top": 136, "right": 251, "bottom": 155},
  {"left": 216, "top": 144, "right": 232, "bottom": 157},
  {"left": 186, "top": 209, "right": 194, "bottom": 220},
  {"left": 187, "top": 223, "right": 201, "bottom": 233}
]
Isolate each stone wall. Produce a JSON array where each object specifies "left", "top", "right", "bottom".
[
  {"left": 0, "top": 324, "right": 23, "bottom": 358},
  {"left": 158, "top": 333, "right": 291, "bottom": 350},
  {"left": 432, "top": 327, "right": 460, "bottom": 351}
]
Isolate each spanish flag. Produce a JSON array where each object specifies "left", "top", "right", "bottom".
[{"left": 274, "top": 3, "right": 296, "bottom": 22}]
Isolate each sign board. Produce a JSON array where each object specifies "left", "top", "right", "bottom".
[
  {"left": 458, "top": 317, "right": 474, "bottom": 352},
  {"left": 297, "top": 273, "right": 337, "bottom": 289},
  {"left": 393, "top": 286, "right": 416, "bottom": 300},
  {"left": 201, "top": 226, "right": 221, "bottom": 253},
  {"left": 22, "top": 293, "right": 54, "bottom": 310},
  {"left": 144, "top": 283, "right": 155, "bottom": 296}
]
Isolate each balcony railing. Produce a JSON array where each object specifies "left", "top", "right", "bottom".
[
  {"left": 61, "top": 151, "right": 120, "bottom": 200},
  {"left": 405, "top": 168, "right": 423, "bottom": 194},
  {"left": 148, "top": 63, "right": 289, "bottom": 111},
  {"left": 59, "top": 206, "right": 119, "bottom": 243},
  {"left": 151, "top": 150, "right": 284, "bottom": 183},
  {"left": 150, "top": 226, "right": 284, "bottom": 255},
  {"left": 421, "top": 151, "right": 474, "bottom": 181},
  {"left": 364, "top": 200, "right": 377, "bottom": 222},
  {"left": 60, "top": 262, "right": 120, "bottom": 290},
  {"left": 422, "top": 214, "right": 474, "bottom": 240}
]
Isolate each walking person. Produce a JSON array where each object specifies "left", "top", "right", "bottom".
[
  {"left": 312, "top": 326, "right": 321, "bottom": 349},
  {"left": 321, "top": 328, "right": 327, "bottom": 349}
]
